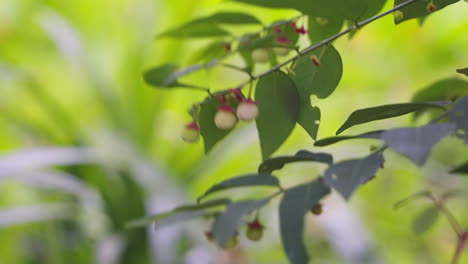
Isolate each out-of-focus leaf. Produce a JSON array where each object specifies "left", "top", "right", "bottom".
[
  {"left": 412, "top": 206, "right": 440, "bottom": 235},
  {"left": 199, "top": 97, "right": 239, "bottom": 153},
  {"left": 394, "top": 190, "right": 432, "bottom": 210},
  {"left": 308, "top": 16, "right": 344, "bottom": 44},
  {"left": 382, "top": 123, "right": 456, "bottom": 166},
  {"left": 450, "top": 161, "right": 468, "bottom": 175},
  {"left": 191, "top": 12, "right": 262, "bottom": 25},
  {"left": 323, "top": 153, "right": 384, "bottom": 199},
  {"left": 197, "top": 174, "right": 280, "bottom": 202},
  {"left": 412, "top": 78, "right": 468, "bottom": 102},
  {"left": 336, "top": 102, "right": 447, "bottom": 135},
  {"left": 448, "top": 96, "right": 468, "bottom": 143},
  {"left": 279, "top": 180, "right": 331, "bottom": 264},
  {"left": 188, "top": 42, "right": 229, "bottom": 64},
  {"left": 314, "top": 130, "right": 384, "bottom": 147},
  {"left": 456, "top": 67, "right": 468, "bottom": 77},
  {"left": 292, "top": 44, "right": 343, "bottom": 99},
  {"left": 125, "top": 198, "right": 231, "bottom": 228},
  {"left": 256, "top": 71, "right": 300, "bottom": 160},
  {"left": 258, "top": 150, "right": 333, "bottom": 173},
  {"left": 394, "top": 0, "right": 459, "bottom": 25},
  {"left": 212, "top": 198, "right": 269, "bottom": 246},
  {"left": 157, "top": 22, "right": 230, "bottom": 38},
  {"left": 143, "top": 64, "right": 206, "bottom": 88}
]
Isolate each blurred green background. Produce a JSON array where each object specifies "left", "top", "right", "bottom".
[{"left": 0, "top": 0, "right": 467, "bottom": 263}]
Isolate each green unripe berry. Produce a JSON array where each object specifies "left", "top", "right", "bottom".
[
  {"left": 273, "top": 47, "right": 290, "bottom": 57},
  {"left": 181, "top": 122, "right": 200, "bottom": 143},
  {"left": 251, "top": 48, "right": 270, "bottom": 63},
  {"left": 223, "top": 234, "right": 239, "bottom": 249},
  {"left": 246, "top": 219, "right": 264, "bottom": 241}
]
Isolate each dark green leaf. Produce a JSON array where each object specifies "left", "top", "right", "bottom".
[
  {"left": 336, "top": 102, "right": 447, "bottom": 135},
  {"left": 292, "top": 44, "right": 343, "bottom": 99},
  {"left": 256, "top": 71, "right": 300, "bottom": 160},
  {"left": 199, "top": 97, "right": 239, "bottom": 153},
  {"left": 323, "top": 153, "right": 384, "bottom": 199},
  {"left": 125, "top": 198, "right": 231, "bottom": 228},
  {"left": 457, "top": 67, "right": 468, "bottom": 77},
  {"left": 213, "top": 198, "right": 270, "bottom": 246},
  {"left": 382, "top": 123, "right": 456, "bottom": 166},
  {"left": 394, "top": 0, "right": 459, "bottom": 25},
  {"left": 197, "top": 174, "right": 280, "bottom": 202},
  {"left": 143, "top": 64, "right": 179, "bottom": 88},
  {"left": 448, "top": 96, "right": 468, "bottom": 143},
  {"left": 412, "top": 206, "right": 440, "bottom": 235},
  {"left": 279, "top": 180, "right": 331, "bottom": 264},
  {"left": 158, "top": 22, "right": 230, "bottom": 38},
  {"left": 314, "top": 130, "right": 384, "bottom": 147},
  {"left": 450, "top": 161, "right": 468, "bottom": 175},
  {"left": 412, "top": 78, "right": 468, "bottom": 102},
  {"left": 258, "top": 150, "right": 333, "bottom": 173},
  {"left": 308, "top": 16, "right": 344, "bottom": 44}
]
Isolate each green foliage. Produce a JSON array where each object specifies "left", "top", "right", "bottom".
[
  {"left": 448, "top": 96, "right": 468, "bottom": 143},
  {"left": 308, "top": 16, "right": 344, "bottom": 44},
  {"left": 411, "top": 206, "right": 440, "bottom": 235},
  {"left": 279, "top": 180, "right": 331, "bottom": 264},
  {"left": 197, "top": 174, "right": 280, "bottom": 202},
  {"left": 256, "top": 71, "right": 300, "bottom": 160},
  {"left": 336, "top": 102, "right": 447, "bottom": 135},
  {"left": 394, "top": 0, "right": 459, "bottom": 24},
  {"left": 258, "top": 150, "right": 333, "bottom": 173},
  {"left": 314, "top": 130, "right": 384, "bottom": 146},
  {"left": 412, "top": 78, "right": 468, "bottom": 102},
  {"left": 323, "top": 153, "right": 384, "bottom": 199},
  {"left": 382, "top": 123, "right": 456, "bottom": 165}
]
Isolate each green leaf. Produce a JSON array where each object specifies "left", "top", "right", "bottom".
[
  {"left": 382, "top": 123, "right": 456, "bottom": 166},
  {"left": 292, "top": 44, "right": 343, "bottom": 99},
  {"left": 197, "top": 174, "right": 280, "bottom": 202},
  {"left": 256, "top": 71, "right": 300, "bottom": 160},
  {"left": 192, "top": 12, "right": 262, "bottom": 25},
  {"left": 234, "top": 0, "right": 386, "bottom": 21},
  {"left": 125, "top": 198, "right": 231, "bottom": 228},
  {"left": 158, "top": 22, "right": 230, "bottom": 38},
  {"left": 448, "top": 96, "right": 468, "bottom": 143},
  {"left": 336, "top": 102, "right": 447, "bottom": 135},
  {"left": 258, "top": 150, "right": 333, "bottom": 173},
  {"left": 323, "top": 153, "right": 384, "bottom": 200},
  {"left": 188, "top": 41, "right": 229, "bottom": 64},
  {"left": 143, "top": 64, "right": 180, "bottom": 88},
  {"left": 457, "top": 67, "right": 468, "bottom": 77},
  {"left": 199, "top": 97, "right": 239, "bottom": 153},
  {"left": 450, "top": 161, "right": 468, "bottom": 175},
  {"left": 412, "top": 78, "right": 468, "bottom": 102},
  {"left": 314, "top": 130, "right": 384, "bottom": 147},
  {"left": 394, "top": 0, "right": 459, "bottom": 25},
  {"left": 213, "top": 198, "right": 270, "bottom": 246},
  {"left": 412, "top": 206, "right": 440, "bottom": 235},
  {"left": 394, "top": 191, "right": 432, "bottom": 210},
  {"left": 279, "top": 180, "right": 331, "bottom": 264},
  {"left": 308, "top": 16, "right": 344, "bottom": 44}
]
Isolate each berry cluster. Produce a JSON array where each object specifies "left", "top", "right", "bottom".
[
  {"left": 182, "top": 89, "right": 259, "bottom": 143},
  {"left": 205, "top": 218, "right": 265, "bottom": 249}
]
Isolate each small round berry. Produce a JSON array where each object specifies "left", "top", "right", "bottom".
[
  {"left": 246, "top": 219, "right": 264, "bottom": 241},
  {"left": 251, "top": 48, "right": 270, "bottom": 64},
  {"left": 181, "top": 122, "right": 200, "bottom": 143},
  {"left": 426, "top": 2, "right": 437, "bottom": 12},
  {"left": 310, "top": 203, "right": 323, "bottom": 215},
  {"left": 273, "top": 47, "right": 290, "bottom": 57},
  {"left": 236, "top": 98, "right": 259, "bottom": 122},
  {"left": 215, "top": 105, "right": 237, "bottom": 130},
  {"left": 394, "top": 10, "right": 404, "bottom": 21}
]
